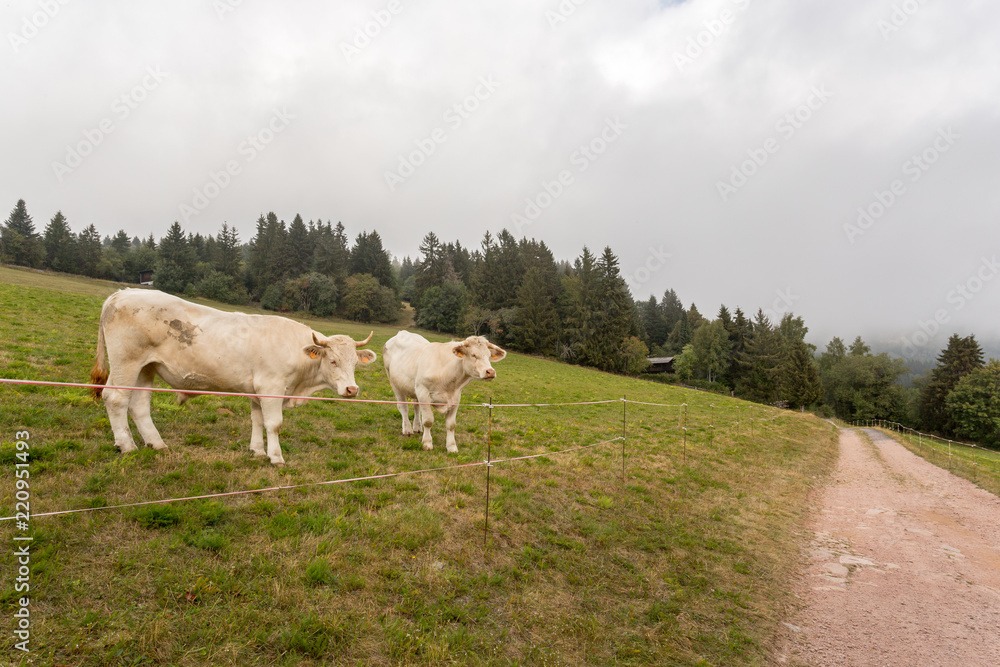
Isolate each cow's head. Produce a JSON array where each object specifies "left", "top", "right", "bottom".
[
  {"left": 305, "top": 331, "right": 377, "bottom": 397},
  {"left": 453, "top": 336, "right": 506, "bottom": 381}
]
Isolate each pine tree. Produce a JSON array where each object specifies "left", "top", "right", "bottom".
[
  {"left": 214, "top": 223, "right": 242, "bottom": 277},
  {"left": 248, "top": 213, "right": 288, "bottom": 298},
  {"left": 414, "top": 232, "right": 445, "bottom": 307},
  {"left": 155, "top": 221, "right": 197, "bottom": 292},
  {"left": 511, "top": 265, "right": 559, "bottom": 354},
  {"left": 110, "top": 230, "right": 132, "bottom": 254},
  {"left": 472, "top": 230, "right": 523, "bottom": 310},
  {"left": 736, "top": 310, "right": 784, "bottom": 404},
  {"left": 311, "top": 221, "right": 350, "bottom": 284},
  {"left": 849, "top": 336, "right": 871, "bottom": 356},
  {"left": 918, "top": 334, "right": 984, "bottom": 435},
  {"left": 582, "top": 247, "right": 634, "bottom": 372},
  {"left": 639, "top": 295, "right": 668, "bottom": 351},
  {"left": 286, "top": 214, "right": 311, "bottom": 277},
  {"left": 43, "top": 211, "right": 76, "bottom": 272},
  {"left": 660, "top": 289, "right": 686, "bottom": 339},
  {"left": 77, "top": 224, "right": 104, "bottom": 278},
  {"left": 349, "top": 230, "right": 396, "bottom": 289},
  {"left": 664, "top": 318, "right": 692, "bottom": 356},
  {"left": 783, "top": 339, "right": 822, "bottom": 409},
  {"left": 691, "top": 319, "right": 731, "bottom": 383},
  {"left": 1, "top": 199, "right": 44, "bottom": 267}
]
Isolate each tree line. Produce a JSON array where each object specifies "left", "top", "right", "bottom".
[{"left": 2, "top": 199, "right": 997, "bottom": 449}]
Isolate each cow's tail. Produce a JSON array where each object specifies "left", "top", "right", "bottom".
[{"left": 89, "top": 304, "right": 110, "bottom": 400}]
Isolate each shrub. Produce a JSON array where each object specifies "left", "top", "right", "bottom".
[
  {"left": 196, "top": 270, "right": 249, "bottom": 305},
  {"left": 416, "top": 282, "right": 467, "bottom": 333},
  {"left": 341, "top": 273, "right": 400, "bottom": 323}
]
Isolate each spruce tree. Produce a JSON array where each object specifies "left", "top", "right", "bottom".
[
  {"left": 1, "top": 199, "right": 44, "bottom": 267},
  {"left": 349, "top": 230, "right": 396, "bottom": 289},
  {"left": 214, "top": 223, "right": 242, "bottom": 277},
  {"left": 918, "top": 334, "right": 985, "bottom": 434},
  {"left": 43, "top": 211, "right": 75, "bottom": 272},
  {"left": 735, "top": 310, "right": 784, "bottom": 404},
  {"left": 583, "top": 247, "right": 634, "bottom": 372},
  {"left": 156, "top": 221, "right": 196, "bottom": 292},
  {"left": 783, "top": 339, "right": 822, "bottom": 409},
  {"left": 660, "top": 289, "right": 685, "bottom": 338},
  {"left": 311, "top": 221, "right": 350, "bottom": 284},
  {"left": 286, "top": 214, "right": 311, "bottom": 277},
  {"left": 77, "top": 224, "right": 104, "bottom": 278},
  {"left": 512, "top": 265, "right": 560, "bottom": 354}
]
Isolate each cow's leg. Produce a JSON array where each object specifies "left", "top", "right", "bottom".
[
  {"left": 444, "top": 404, "right": 460, "bottom": 453},
  {"left": 393, "top": 388, "right": 413, "bottom": 436},
  {"left": 249, "top": 398, "right": 267, "bottom": 457},
  {"left": 412, "top": 402, "right": 422, "bottom": 434},
  {"left": 260, "top": 397, "right": 286, "bottom": 466},
  {"left": 416, "top": 389, "right": 434, "bottom": 450},
  {"left": 128, "top": 365, "right": 166, "bottom": 450}
]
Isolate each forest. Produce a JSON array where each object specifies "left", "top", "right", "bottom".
[{"left": 2, "top": 198, "right": 997, "bottom": 449}]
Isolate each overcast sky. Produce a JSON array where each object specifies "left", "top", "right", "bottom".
[{"left": 3, "top": 0, "right": 998, "bottom": 358}]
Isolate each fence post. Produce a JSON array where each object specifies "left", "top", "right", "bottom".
[
  {"left": 948, "top": 440, "right": 952, "bottom": 471},
  {"left": 621, "top": 395, "right": 626, "bottom": 485},
  {"left": 709, "top": 404, "right": 715, "bottom": 443},
  {"left": 484, "top": 397, "right": 493, "bottom": 555}
]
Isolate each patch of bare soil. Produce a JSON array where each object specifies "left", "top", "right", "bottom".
[{"left": 776, "top": 428, "right": 1000, "bottom": 666}]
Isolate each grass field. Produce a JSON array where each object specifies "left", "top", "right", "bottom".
[
  {"left": 0, "top": 265, "right": 838, "bottom": 666},
  {"left": 870, "top": 425, "right": 1000, "bottom": 498}
]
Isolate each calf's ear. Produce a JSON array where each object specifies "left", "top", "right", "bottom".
[
  {"left": 488, "top": 344, "right": 507, "bottom": 362},
  {"left": 453, "top": 344, "right": 467, "bottom": 358},
  {"left": 357, "top": 349, "right": 377, "bottom": 365}
]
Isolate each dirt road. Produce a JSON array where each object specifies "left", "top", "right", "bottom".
[{"left": 778, "top": 428, "right": 1000, "bottom": 666}]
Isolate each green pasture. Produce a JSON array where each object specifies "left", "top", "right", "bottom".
[{"left": 0, "top": 265, "right": 837, "bottom": 666}]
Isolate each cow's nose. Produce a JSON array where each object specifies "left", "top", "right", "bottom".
[
  {"left": 343, "top": 385, "right": 359, "bottom": 397},
  {"left": 483, "top": 369, "right": 496, "bottom": 379}
]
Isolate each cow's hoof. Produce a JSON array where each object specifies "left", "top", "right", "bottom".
[
  {"left": 117, "top": 443, "right": 138, "bottom": 454},
  {"left": 270, "top": 458, "right": 286, "bottom": 467},
  {"left": 422, "top": 442, "right": 433, "bottom": 451},
  {"left": 149, "top": 441, "right": 168, "bottom": 451},
  {"left": 251, "top": 449, "right": 268, "bottom": 458},
  {"left": 446, "top": 446, "right": 458, "bottom": 454},
  {"left": 402, "top": 429, "right": 413, "bottom": 436}
]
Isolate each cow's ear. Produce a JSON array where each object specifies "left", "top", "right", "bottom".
[
  {"left": 453, "top": 345, "right": 466, "bottom": 358},
  {"left": 304, "top": 345, "right": 325, "bottom": 360},
  {"left": 488, "top": 344, "right": 506, "bottom": 362},
  {"left": 357, "top": 349, "right": 376, "bottom": 365}
]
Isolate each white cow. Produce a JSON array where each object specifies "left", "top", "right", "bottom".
[
  {"left": 89, "top": 289, "right": 376, "bottom": 465},
  {"left": 382, "top": 331, "right": 506, "bottom": 452}
]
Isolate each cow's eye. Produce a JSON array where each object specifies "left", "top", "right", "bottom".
[{"left": 330, "top": 360, "right": 338, "bottom": 366}]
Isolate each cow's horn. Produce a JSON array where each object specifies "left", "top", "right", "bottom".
[
  {"left": 356, "top": 331, "right": 374, "bottom": 347},
  {"left": 312, "top": 332, "right": 329, "bottom": 347}
]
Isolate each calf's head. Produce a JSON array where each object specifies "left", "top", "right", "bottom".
[
  {"left": 305, "top": 331, "right": 377, "bottom": 397},
  {"left": 453, "top": 336, "right": 506, "bottom": 380}
]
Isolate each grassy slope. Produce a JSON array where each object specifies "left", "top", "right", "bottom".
[
  {"left": 872, "top": 426, "right": 1000, "bottom": 497},
  {"left": 0, "top": 265, "right": 837, "bottom": 666}
]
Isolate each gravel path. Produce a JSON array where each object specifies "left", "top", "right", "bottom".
[{"left": 777, "top": 427, "right": 1000, "bottom": 666}]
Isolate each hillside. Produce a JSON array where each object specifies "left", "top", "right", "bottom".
[{"left": 0, "top": 266, "right": 837, "bottom": 666}]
